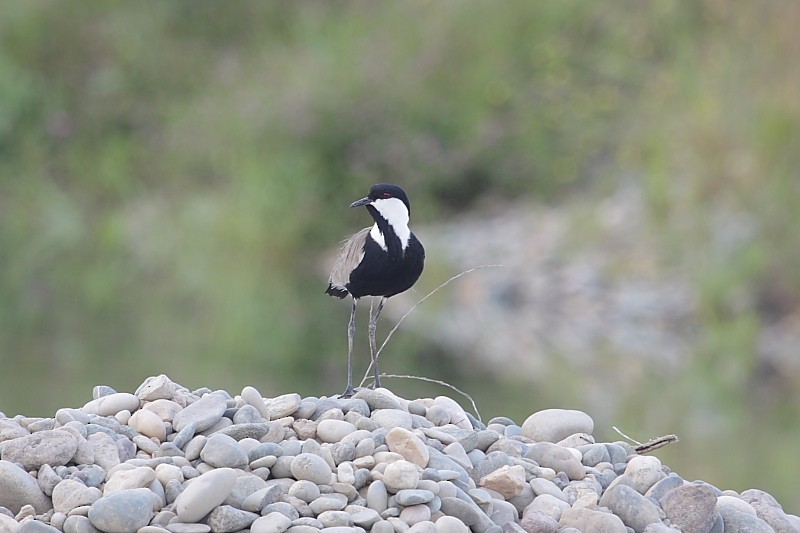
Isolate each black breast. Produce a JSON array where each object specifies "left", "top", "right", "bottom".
[{"left": 346, "top": 234, "right": 425, "bottom": 299}]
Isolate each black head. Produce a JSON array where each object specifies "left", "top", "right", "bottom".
[{"left": 350, "top": 183, "right": 411, "bottom": 214}]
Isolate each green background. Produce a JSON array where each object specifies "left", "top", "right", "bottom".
[{"left": 1, "top": 1, "right": 798, "bottom": 513}]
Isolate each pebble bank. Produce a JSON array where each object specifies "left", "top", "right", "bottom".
[{"left": 0, "top": 375, "right": 797, "bottom": 533}]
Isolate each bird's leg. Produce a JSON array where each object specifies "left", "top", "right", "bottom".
[
  {"left": 343, "top": 298, "right": 358, "bottom": 398},
  {"left": 368, "top": 297, "right": 387, "bottom": 389}
]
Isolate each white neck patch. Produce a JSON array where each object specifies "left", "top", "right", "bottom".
[{"left": 369, "top": 197, "right": 411, "bottom": 251}]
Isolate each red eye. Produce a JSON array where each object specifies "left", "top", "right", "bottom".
[{"left": 383, "top": 192, "right": 392, "bottom": 199}]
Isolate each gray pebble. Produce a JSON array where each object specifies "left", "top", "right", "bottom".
[
  {"left": 251, "top": 512, "right": 292, "bottom": 533},
  {"left": 290, "top": 454, "right": 332, "bottom": 485},
  {"left": 88, "top": 488, "right": 155, "bottom": 533},
  {"left": 267, "top": 394, "right": 301, "bottom": 419},
  {"left": 206, "top": 505, "right": 259, "bottom": 533},
  {"left": 173, "top": 392, "right": 228, "bottom": 433},
  {"left": 659, "top": 483, "right": 717, "bottom": 533},
  {"left": 520, "top": 409, "right": 593, "bottom": 443},
  {"left": 1, "top": 430, "right": 78, "bottom": 470},
  {"left": 217, "top": 422, "right": 270, "bottom": 441},
  {"left": 0, "top": 460, "right": 52, "bottom": 514},
  {"left": 18, "top": 521, "right": 61, "bottom": 533},
  {"left": 599, "top": 483, "right": 662, "bottom": 532},
  {"left": 233, "top": 404, "right": 265, "bottom": 424},
  {"left": 166, "top": 524, "right": 211, "bottom": 533},
  {"left": 63, "top": 515, "right": 99, "bottom": 533},
  {"left": 200, "top": 433, "right": 248, "bottom": 469},
  {"left": 396, "top": 489, "right": 436, "bottom": 506}
]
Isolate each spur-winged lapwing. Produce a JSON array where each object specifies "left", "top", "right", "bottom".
[{"left": 326, "top": 184, "right": 425, "bottom": 397}]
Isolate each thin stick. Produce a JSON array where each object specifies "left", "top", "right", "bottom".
[
  {"left": 613, "top": 426, "right": 680, "bottom": 454},
  {"left": 369, "top": 373, "right": 483, "bottom": 423},
  {"left": 359, "top": 264, "right": 503, "bottom": 387}
]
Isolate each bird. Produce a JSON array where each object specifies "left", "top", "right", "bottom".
[{"left": 326, "top": 183, "right": 425, "bottom": 398}]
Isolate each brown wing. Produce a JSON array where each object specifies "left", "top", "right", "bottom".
[{"left": 326, "top": 227, "right": 370, "bottom": 297}]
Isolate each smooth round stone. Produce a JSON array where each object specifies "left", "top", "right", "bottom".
[
  {"left": 207, "top": 505, "right": 259, "bottom": 532},
  {"left": 739, "top": 488, "right": 798, "bottom": 533},
  {"left": 175, "top": 468, "right": 237, "bottom": 523},
  {"left": 526, "top": 494, "right": 569, "bottom": 521},
  {"left": 242, "top": 486, "right": 283, "bottom": 512},
  {"left": 386, "top": 427, "right": 429, "bottom": 468},
  {"left": 367, "top": 480, "right": 389, "bottom": 513},
  {"left": 559, "top": 507, "right": 626, "bottom": 533},
  {"left": 425, "top": 406, "right": 450, "bottom": 427},
  {"left": 718, "top": 508, "right": 775, "bottom": 533},
  {"left": 624, "top": 455, "right": 665, "bottom": 494},
  {"left": 432, "top": 397, "right": 471, "bottom": 429},
  {"left": 645, "top": 474, "right": 685, "bottom": 501},
  {"left": 142, "top": 400, "right": 183, "bottom": 422},
  {"left": 18, "top": 521, "right": 60, "bottom": 533},
  {"left": 308, "top": 494, "right": 348, "bottom": 514},
  {"left": 396, "top": 489, "right": 435, "bottom": 506},
  {"left": 166, "top": 524, "right": 212, "bottom": 533},
  {"left": 104, "top": 466, "right": 157, "bottom": 494},
  {"left": 524, "top": 443, "right": 585, "bottom": 480},
  {"left": 267, "top": 393, "right": 301, "bottom": 419},
  {"left": 371, "top": 409, "right": 414, "bottom": 430},
  {"left": 136, "top": 375, "right": 177, "bottom": 402},
  {"left": 351, "top": 508, "right": 382, "bottom": 528},
  {"left": 155, "top": 464, "right": 184, "bottom": 486},
  {"left": 85, "top": 393, "right": 141, "bottom": 417},
  {"left": 316, "top": 420, "right": 357, "bottom": 443},
  {"left": 223, "top": 474, "right": 269, "bottom": 508},
  {"left": 435, "top": 515, "right": 470, "bottom": 533},
  {"left": 317, "top": 511, "right": 352, "bottom": 528},
  {"left": 173, "top": 392, "right": 228, "bottom": 433},
  {"left": 382, "top": 460, "right": 420, "bottom": 492},
  {"left": 1, "top": 430, "right": 78, "bottom": 470},
  {"left": 400, "top": 504, "right": 431, "bottom": 526},
  {"left": 128, "top": 409, "right": 167, "bottom": 442},
  {"left": 577, "top": 443, "right": 610, "bottom": 467},
  {"left": 659, "top": 483, "right": 717, "bottom": 533},
  {"left": 241, "top": 386, "right": 270, "bottom": 420},
  {"left": 290, "top": 454, "right": 332, "bottom": 485},
  {"left": 88, "top": 488, "right": 156, "bottom": 533},
  {"left": 62, "top": 515, "right": 96, "bottom": 533},
  {"left": 716, "top": 495, "right": 756, "bottom": 517},
  {"left": 478, "top": 464, "right": 526, "bottom": 499},
  {"left": 52, "top": 480, "right": 102, "bottom": 514},
  {"left": 289, "top": 480, "right": 321, "bottom": 503},
  {"left": 438, "top": 498, "right": 482, "bottom": 527},
  {"left": 233, "top": 405, "right": 264, "bottom": 425},
  {"left": 251, "top": 513, "right": 292, "bottom": 533},
  {"left": 530, "top": 478, "right": 567, "bottom": 502},
  {"left": 598, "top": 483, "right": 662, "bottom": 532},
  {"left": 0, "top": 460, "right": 52, "bottom": 514},
  {"left": 200, "top": 433, "right": 248, "bottom": 469},
  {"left": 37, "top": 464, "right": 62, "bottom": 497},
  {"left": 521, "top": 409, "right": 593, "bottom": 443}
]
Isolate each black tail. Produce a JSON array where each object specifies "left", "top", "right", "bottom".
[{"left": 325, "top": 283, "right": 349, "bottom": 299}]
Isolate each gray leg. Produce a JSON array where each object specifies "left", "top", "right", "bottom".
[
  {"left": 343, "top": 298, "right": 358, "bottom": 398},
  {"left": 368, "top": 297, "right": 387, "bottom": 388}
]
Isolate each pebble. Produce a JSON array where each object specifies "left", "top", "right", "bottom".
[
  {"left": 1, "top": 430, "right": 78, "bottom": 470},
  {"left": 172, "top": 392, "right": 228, "bottom": 433},
  {"left": 520, "top": 409, "right": 594, "bottom": 443},
  {"left": 524, "top": 442, "right": 585, "bottom": 480},
  {"left": 659, "top": 482, "right": 717, "bottom": 533},
  {"left": 175, "top": 468, "right": 237, "bottom": 522},
  {"left": 385, "top": 427, "right": 430, "bottom": 468},
  {"left": 52, "top": 480, "right": 102, "bottom": 513},
  {"left": 290, "top": 454, "right": 332, "bottom": 485},
  {"left": 382, "top": 460, "right": 420, "bottom": 492},
  {"left": 1, "top": 376, "right": 797, "bottom": 533},
  {"left": 200, "top": 434, "right": 248, "bottom": 469},
  {"left": 206, "top": 505, "right": 259, "bottom": 533},
  {"left": 0, "top": 460, "right": 52, "bottom": 514},
  {"left": 267, "top": 393, "right": 301, "bottom": 419},
  {"left": 316, "top": 420, "right": 357, "bottom": 443},
  {"left": 599, "top": 483, "right": 662, "bottom": 532},
  {"left": 87, "top": 487, "right": 155, "bottom": 533}
]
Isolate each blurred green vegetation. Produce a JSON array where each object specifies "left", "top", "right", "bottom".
[{"left": 1, "top": 0, "right": 799, "bottom": 512}]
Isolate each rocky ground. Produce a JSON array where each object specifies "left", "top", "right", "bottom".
[{"left": 0, "top": 374, "right": 797, "bottom": 533}]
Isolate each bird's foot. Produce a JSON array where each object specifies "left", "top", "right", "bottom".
[{"left": 340, "top": 386, "right": 356, "bottom": 399}]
